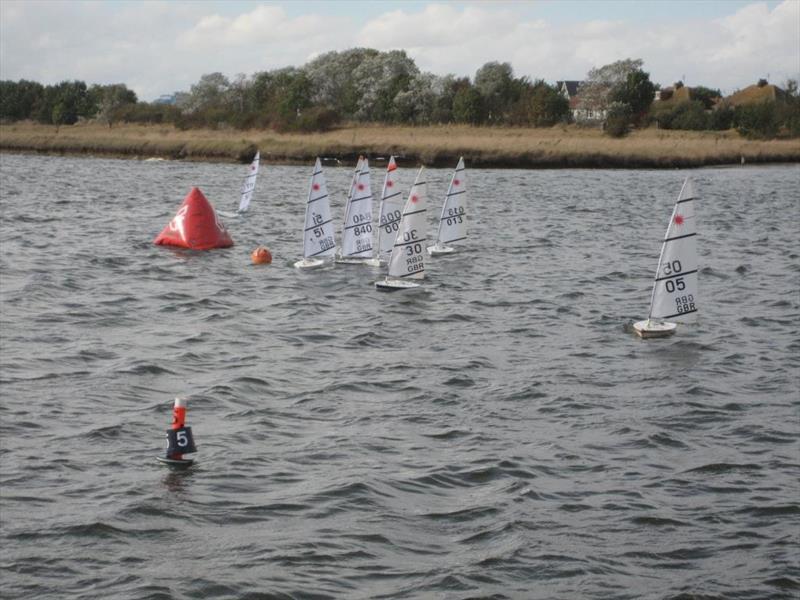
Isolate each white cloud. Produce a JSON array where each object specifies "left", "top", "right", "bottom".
[
  {"left": 176, "top": 5, "right": 349, "bottom": 48},
  {"left": 0, "top": 0, "right": 797, "bottom": 101}
]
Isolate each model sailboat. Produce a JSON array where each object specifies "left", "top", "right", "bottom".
[
  {"left": 294, "top": 158, "right": 336, "bottom": 269},
  {"left": 337, "top": 157, "right": 375, "bottom": 264},
  {"left": 365, "top": 156, "right": 403, "bottom": 267},
  {"left": 375, "top": 167, "right": 427, "bottom": 291},
  {"left": 219, "top": 151, "right": 260, "bottom": 218},
  {"left": 633, "top": 177, "right": 699, "bottom": 338},
  {"left": 428, "top": 157, "right": 467, "bottom": 255}
]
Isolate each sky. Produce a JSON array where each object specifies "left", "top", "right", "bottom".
[{"left": 1, "top": 0, "right": 798, "bottom": 101}]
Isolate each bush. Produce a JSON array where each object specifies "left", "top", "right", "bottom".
[
  {"left": 272, "top": 107, "right": 340, "bottom": 133},
  {"left": 708, "top": 106, "right": 735, "bottom": 131},
  {"left": 652, "top": 100, "right": 709, "bottom": 130},
  {"left": 735, "top": 101, "right": 779, "bottom": 139},
  {"left": 670, "top": 101, "right": 709, "bottom": 130},
  {"left": 115, "top": 102, "right": 180, "bottom": 125},
  {"left": 605, "top": 101, "right": 631, "bottom": 137}
]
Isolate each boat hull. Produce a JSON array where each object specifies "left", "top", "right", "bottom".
[
  {"left": 362, "top": 257, "right": 384, "bottom": 267},
  {"left": 335, "top": 256, "right": 374, "bottom": 265},
  {"left": 633, "top": 319, "right": 677, "bottom": 338},
  {"left": 294, "top": 257, "right": 327, "bottom": 270},
  {"left": 156, "top": 456, "right": 194, "bottom": 467},
  {"left": 375, "top": 278, "right": 423, "bottom": 292},
  {"left": 427, "top": 244, "right": 455, "bottom": 256}
]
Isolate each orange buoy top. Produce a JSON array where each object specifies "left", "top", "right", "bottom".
[{"left": 251, "top": 246, "right": 272, "bottom": 265}]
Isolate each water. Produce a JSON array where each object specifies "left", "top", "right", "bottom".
[{"left": 1, "top": 153, "right": 798, "bottom": 599}]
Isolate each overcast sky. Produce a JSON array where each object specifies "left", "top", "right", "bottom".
[{"left": 1, "top": 0, "right": 798, "bottom": 101}]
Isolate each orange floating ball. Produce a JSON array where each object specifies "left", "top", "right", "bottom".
[{"left": 250, "top": 246, "right": 272, "bottom": 265}]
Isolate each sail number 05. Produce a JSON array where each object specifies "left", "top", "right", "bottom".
[{"left": 663, "top": 259, "right": 685, "bottom": 293}]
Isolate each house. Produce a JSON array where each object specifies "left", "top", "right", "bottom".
[
  {"left": 723, "top": 80, "right": 786, "bottom": 107},
  {"left": 557, "top": 80, "right": 608, "bottom": 123},
  {"left": 557, "top": 80, "right": 581, "bottom": 101},
  {"left": 654, "top": 83, "right": 692, "bottom": 104},
  {"left": 153, "top": 94, "right": 178, "bottom": 105}
]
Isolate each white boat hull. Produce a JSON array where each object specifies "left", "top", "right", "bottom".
[
  {"left": 633, "top": 319, "right": 677, "bottom": 339},
  {"left": 335, "top": 256, "right": 374, "bottom": 265},
  {"left": 362, "top": 257, "right": 384, "bottom": 267},
  {"left": 427, "top": 244, "right": 455, "bottom": 256},
  {"left": 294, "top": 257, "right": 327, "bottom": 270},
  {"left": 375, "top": 278, "right": 422, "bottom": 292}
]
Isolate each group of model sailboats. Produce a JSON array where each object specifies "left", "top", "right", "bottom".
[
  {"left": 293, "top": 155, "right": 469, "bottom": 292},
  {"left": 222, "top": 151, "right": 699, "bottom": 337}
]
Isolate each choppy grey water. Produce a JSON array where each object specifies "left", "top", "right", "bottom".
[{"left": 1, "top": 153, "right": 798, "bottom": 600}]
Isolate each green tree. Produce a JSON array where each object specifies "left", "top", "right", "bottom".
[
  {"left": 610, "top": 70, "right": 655, "bottom": 123},
  {"left": 778, "top": 78, "right": 800, "bottom": 137},
  {"left": 394, "top": 72, "right": 439, "bottom": 124},
  {"left": 511, "top": 79, "right": 570, "bottom": 126},
  {"left": 0, "top": 79, "right": 45, "bottom": 121},
  {"left": 304, "top": 48, "right": 381, "bottom": 118},
  {"left": 43, "top": 80, "right": 92, "bottom": 125},
  {"left": 474, "top": 61, "right": 517, "bottom": 123},
  {"left": 186, "top": 72, "right": 230, "bottom": 112},
  {"left": 708, "top": 105, "right": 735, "bottom": 130},
  {"left": 578, "top": 58, "right": 644, "bottom": 119},
  {"left": 690, "top": 86, "right": 722, "bottom": 110},
  {"left": 735, "top": 101, "right": 780, "bottom": 139},
  {"left": 90, "top": 83, "right": 137, "bottom": 127},
  {"left": 429, "top": 75, "right": 467, "bottom": 123},
  {"left": 604, "top": 101, "right": 632, "bottom": 137},
  {"left": 671, "top": 101, "right": 709, "bottom": 130},
  {"left": 452, "top": 85, "right": 485, "bottom": 125}
]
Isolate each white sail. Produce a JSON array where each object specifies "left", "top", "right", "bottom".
[
  {"left": 302, "top": 158, "right": 336, "bottom": 260},
  {"left": 434, "top": 157, "right": 467, "bottom": 246},
  {"left": 377, "top": 156, "right": 403, "bottom": 258},
  {"left": 647, "top": 177, "right": 699, "bottom": 323},
  {"left": 386, "top": 167, "right": 427, "bottom": 280},
  {"left": 340, "top": 158, "right": 374, "bottom": 258},
  {"left": 237, "top": 151, "right": 260, "bottom": 213}
]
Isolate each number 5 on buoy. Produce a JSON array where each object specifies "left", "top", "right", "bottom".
[{"left": 157, "top": 397, "right": 197, "bottom": 467}]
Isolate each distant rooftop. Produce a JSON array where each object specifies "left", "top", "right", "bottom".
[{"left": 153, "top": 94, "right": 177, "bottom": 105}]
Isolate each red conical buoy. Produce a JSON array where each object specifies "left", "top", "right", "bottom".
[
  {"left": 157, "top": 397, "right": 197, "bottom": 467},
  {"left": 154, "top": 187, "right": 234, "bottom": 250}
]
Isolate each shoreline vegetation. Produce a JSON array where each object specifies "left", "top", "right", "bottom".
[{"left": 2, "top": 121, "right": 799, "bottom": 169}]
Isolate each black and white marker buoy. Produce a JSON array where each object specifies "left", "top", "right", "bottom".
[{"left": 157, "top": 397, "right": 197, "bottom": 467}]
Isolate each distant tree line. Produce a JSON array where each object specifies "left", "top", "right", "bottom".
[
  {"left": 0, "top": 49, "right": 569, "bottom": 131},
  {"left": 1, "top": 48, "right": 797, "bottom": 139}
]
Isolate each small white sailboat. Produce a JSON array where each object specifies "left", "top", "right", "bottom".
[
  {"left": 337, "top": 157, "right": 375, "bottom": 264},
  {"left": 365, "top": 156, "right": 403, "bottom": 267},
  {"left": 633, "top": 177, "right": 699, "bottom": 338},
  {"left": 294, "top": 158, "right": 337, "bottom": 269},
  {"left": 375, "top": 167, "right": 427, "bottom": 291},
  {"left": 428, "top": 157, "right": 467, "bottom": 256},
  {"left": 219, "top": 151, "right": 260, "bottom": 218}
]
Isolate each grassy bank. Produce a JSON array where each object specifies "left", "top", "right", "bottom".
[{"left": 2, "top": 121, "right": 799, "bottom": 168}]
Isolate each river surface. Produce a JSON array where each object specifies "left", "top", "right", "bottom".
[{"left": 1, "top": 153, "right": 798, "bottom": 599}]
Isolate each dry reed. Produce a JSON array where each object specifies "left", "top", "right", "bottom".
[{"left": 2, "top": 121, "right": 798, "bottom": 168}]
